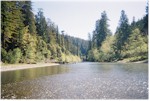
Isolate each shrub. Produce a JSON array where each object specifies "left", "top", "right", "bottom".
[
  {"left": 36, "top": 52, "right": 45, "bottom": 62},
  {"left": 6, "top": 48, "right": 22, "bottom": 64},
  {"left": 13, "top": 48, "right": 22, "bottom": 63},
  {"left": 1, "top": 48, "right": 8, "bottom": 63},
  {"left": 123, "top": 28, "right": 148, "bottom": 59}
]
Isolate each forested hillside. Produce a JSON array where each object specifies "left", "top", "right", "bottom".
[
  {"left": 87, "top": 7, "right": 148, "bottom": 62},
  {"left": 1, "top": 1, "right": 88, "bottom": 64},
  {"left": 1, "top": 1, "right": 148, "bottom": 64}
]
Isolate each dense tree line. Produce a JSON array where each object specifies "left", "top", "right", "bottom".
[
  {"left": 1, "top": 1, "right": 88, "bottom": 64},
  {"left": 1, "top": 1, "right": 148, "bottom": 64},
  {"left": 87, "top": 6, "right": 148, "bottom": 62}
]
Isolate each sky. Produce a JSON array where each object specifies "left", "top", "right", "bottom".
[{"left": 32, "top": 0, "right": 147, "bottom": 40}]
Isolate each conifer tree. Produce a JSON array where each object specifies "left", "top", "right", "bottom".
[
  {"left": 35, "top": 9, "right": 48, "bottom": 42},
  {"left": 1, "top": 1, "right": 24, "bottom": 50},
  {"left": 96, "top": 11, "right": 109, "bottom": 47},
  {"left": 21, "top": 1, "right": 36, "bottom": 34},
  {"left": 115, "top": 10, "right": 130, "bottom": 55}
]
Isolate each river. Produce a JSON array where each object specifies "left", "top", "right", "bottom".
[{"left": 1, "top": 62, "right": 148, "bottom": 99}]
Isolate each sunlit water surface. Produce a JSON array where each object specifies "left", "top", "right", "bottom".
[{"left": 1, "top": 62, "right": 148, "bottom": 99}]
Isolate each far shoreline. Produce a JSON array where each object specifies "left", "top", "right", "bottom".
[
  {"left": 1, "top": 63, "right": 60, "bottom": 72},
  {"left": 1, "top": 60, "right": 148, "bottom": 72},
  {"left": 117, "top": 59, "right": 148, "bottom": 63}
]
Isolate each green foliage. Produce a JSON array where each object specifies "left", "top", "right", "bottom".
[
  {"left": 13, "top": 48, "right": 22, "bottom": 63},
  {"left": 142, "top": 4, "right": 148, "bottom": 35},
  {"left": 87, "top": 36, "right": 116, "bottom": 62},
  {"left": 2, "top": 1, "right": 147, "bottom": 64},
  {"left": 1, "top": 48, "right": 8, "bottom": 63},
  {"left": 46, "top": 19, "right": 57, "bottom": 44},
  {"left": 59, "top": 53, "right": 81, "bottom": 63},
  {"left": 35, "top": 52, "right": 45, "bottom": 62},
  {"left": 100, "top": 36, "right": 116, "bottom": 61},
  {"left": 10, "top": 48, "right": 22, "bottom": 63},
  {"left": 87, "top": 48, "right": 99, "bottom": 62},
  {"left": 25, "top": 44, "right": 36, "bottom": 63},
  {"left": 56, "top": 46, "right": 62, "bottom": 58},
  {"left": 122, "top": 28, "right": 148, "bottom": 61},
  {"left": 19, "top": 27, "right": 37, "bottom": 63},
  {"left": 87, "top": 9, "right": 148, "bottom": 62},
  {"left": 114, "top": 10, "right": 130, "bottom": 55},
  {"left": 95, "top": 11, "right": 110, "bottom": 47},
  {"left": 3, "top": 48, "right": 22, "bottom": 64},
  {"left": 35, "top": 9, "right": 48, "bottom": 42},
  {"left": 48, "top": 44, "right": 57, "bottom": 59},
  {"left": 21, "top": 1, "right": 37, "bottom": 34},
  {"left": 1, "top": 1, "right": 84, "bottom": 64},
  {"left": 36, "top": 36, "right": 51, "bottom": 61},
  {"left": 45, "top": 50, "right": 51, "bottom": 59},
  {"left": 1, "top": 1, "right": 24, "bottom": 50}
]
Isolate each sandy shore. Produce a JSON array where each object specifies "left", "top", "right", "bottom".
[
  {"left": 1, "top": 63, "right": 59, "bottom": 72},
  {"left": 117, "top": 59, "right": 148, "bottom": 63}
]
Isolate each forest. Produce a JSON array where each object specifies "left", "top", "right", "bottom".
[
  {"left": 1, "top": 1, "right": 148, "bottom": 64},
  {"left": 1, "top": 1, "right": 88, "bottom": 64},
  {"left": 87, "top": 8, "right": 148, "bottom": 62}
]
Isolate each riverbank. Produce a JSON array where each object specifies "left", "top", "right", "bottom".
[
  {"left": 1, "top": 59, "right": 148, "bottom": 72},
  {"left": 1, "top": 63, "right": 59, "bottom": 72},
  {"left": 117, "top": 59, "right": 148, "bottom": 63}
]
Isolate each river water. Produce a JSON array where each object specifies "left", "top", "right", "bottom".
[{"left": 1, "top": 62, "right": 148, "bottom": 99}]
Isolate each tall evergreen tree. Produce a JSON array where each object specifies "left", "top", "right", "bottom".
[
  {"left": 1, "top": 1, "right": 24, "bottom": 50},
  {"left": 56, "top": 26, "right": 61, "bottom": 45},
  {"left": 88, "top": 33, "right": 92, "bottom": 50},
  {"left": 115, "top": 10, "right": 130, "bottom": 55},
  {"left": 142, "top": 3, "right": 148, "bottom": 35},
  {"left": 96, "top": 11, "right": 110, "bottom": 47},
  {"left": 131, "top": 16, "right": 136, "bottom": 30},
  {"left": 92, "top": 31, "right": 97, "bottom": 48},
  {"left": 35, "top": 9, "right": 48, "bottom": 42},
  {"left": 61, "top": 31, "right": 65, "bottom": 52},
  {"left": 1, "top": 1, "right": 86, "bottom": 64},
  {"left": 21, "top": 1, "right": 36, "bottom": 34},
  {"left": 46, "top": 19, "right": 57, "bottom": 44}
]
